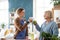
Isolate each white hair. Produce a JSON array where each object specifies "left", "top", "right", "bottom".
[{"left": 45, "top": 10, "right": 53, "bottom": 18}]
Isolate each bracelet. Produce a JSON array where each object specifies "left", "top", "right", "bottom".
[{"left": 26, "top": 21, "right": 29, "bottom": 24}]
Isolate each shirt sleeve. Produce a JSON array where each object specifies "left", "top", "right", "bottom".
[
  {"left": 25, "top": 27, "right": 28, "bottom": 36},
  {"left": 35, "top": 24, "right": 41, "bottom": 32},
  {"left": 52, "top": 22, "right": 58, "bottom": 36}
]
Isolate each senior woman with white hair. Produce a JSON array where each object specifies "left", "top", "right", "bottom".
[{"left": 29, "top": 10, "right": 58, "bottom": 40}]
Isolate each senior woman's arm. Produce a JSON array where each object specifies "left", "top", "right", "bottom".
[
  {"left": 33, "top": 21, "right": 41, "bottom": 32},
  {"left": 52, "top": 22, "right": 58, "bottom": 36},
  {"left": 35, "top": 24, "right": 41, "bottom": 32}
]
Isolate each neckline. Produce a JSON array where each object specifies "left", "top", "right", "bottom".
[{"left": 44, "top": 20, "right": 53, "bottom": 27}]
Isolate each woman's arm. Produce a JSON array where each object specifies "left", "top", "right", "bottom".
[
  {"left": 14, "top": 22, "right": 21, "bottom": 31},
  {"left": 14, "top": 20, "right": 29, "bottom": 32},
  {"left": 35, "top": 24, "right": 41, "bottom": 32},
  {"left": 33, "top": 21, "right": 41, "bottom": 32},
  {"left": 52, "top": 23, "right": 58, "bottom": 36},
  {"left": 20, "top": 21, "right": 29, "bottom": 31},
  {"left": 25, "top": 27, "right": 28, "bottom": 36},
  {"left": 14, "top": 17, "right": 29, "bottom": 32}
]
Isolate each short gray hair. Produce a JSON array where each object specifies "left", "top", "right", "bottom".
[{"left": 45, "top": 10, "right": 53, "bottom": 18}]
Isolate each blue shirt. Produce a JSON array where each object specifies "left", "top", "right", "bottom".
[
  {"left": 16, "top": 19, "right": 26, "bottom": 39},
  {"left": 35, "top": 20, "right": 58, "bottom": 40}
]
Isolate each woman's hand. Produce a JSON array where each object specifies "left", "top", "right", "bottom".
[
  {"left": 28, "top": 18, "right": 33, "bottom": 22},
  {"left": 28, "top": 17, "right": 37, "bottom": 25}
]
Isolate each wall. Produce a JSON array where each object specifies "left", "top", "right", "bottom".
[{"left": 9, "top": 0, "right": 33, "bottom": 20}]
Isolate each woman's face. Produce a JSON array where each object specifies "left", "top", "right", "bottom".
[
  {"left": 44, "top": 12, "right": 50, "bottom": 19},
  {"left": 19, "top": 10, "right": 25, "bottom": 17}
]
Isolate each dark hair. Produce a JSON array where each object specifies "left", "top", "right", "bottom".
[{"left": 16, "top": 8, "right": 24, "bottom": 15}]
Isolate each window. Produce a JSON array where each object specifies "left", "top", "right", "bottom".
[
  {"left": 33, "top": 0, "right": 53, "bottom": 26},
  {"left": 0, "top": 0, "right": 9, "bottom": 26}
]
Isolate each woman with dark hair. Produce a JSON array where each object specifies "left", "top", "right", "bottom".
[{"left": 14, "top": 8, "right": 29, "bottom": 39}]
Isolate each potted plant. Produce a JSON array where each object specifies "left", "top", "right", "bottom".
[
  {"left": 41, "top": 32, "right": 59, "bottom": 40},
  {"left": 51, "top": 0, "right": 60, "bottom": 6},
  {"left": 1, "top": 23, "right": 5, "bottom": 29}
]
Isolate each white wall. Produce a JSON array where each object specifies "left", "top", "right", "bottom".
[
  {"left": 0, "top": 1, "right": 9, "bottom": 25},
  {"left": 33, "top": 0, "right": 53, "bottom": 26},
  {"left": 54, "top": 10, "right": 60, "bottom": 22}
]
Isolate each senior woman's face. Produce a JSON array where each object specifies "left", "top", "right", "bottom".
[{"left": 44, "top": 12, "right": 50, "bottom": 19}]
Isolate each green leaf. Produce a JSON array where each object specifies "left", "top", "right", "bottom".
[
  {"left": 33, "top": 21, "right": 37, "bottom": 25},
  {"left": 41, "top": 32, "right": 59, "bottom": 40}
]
